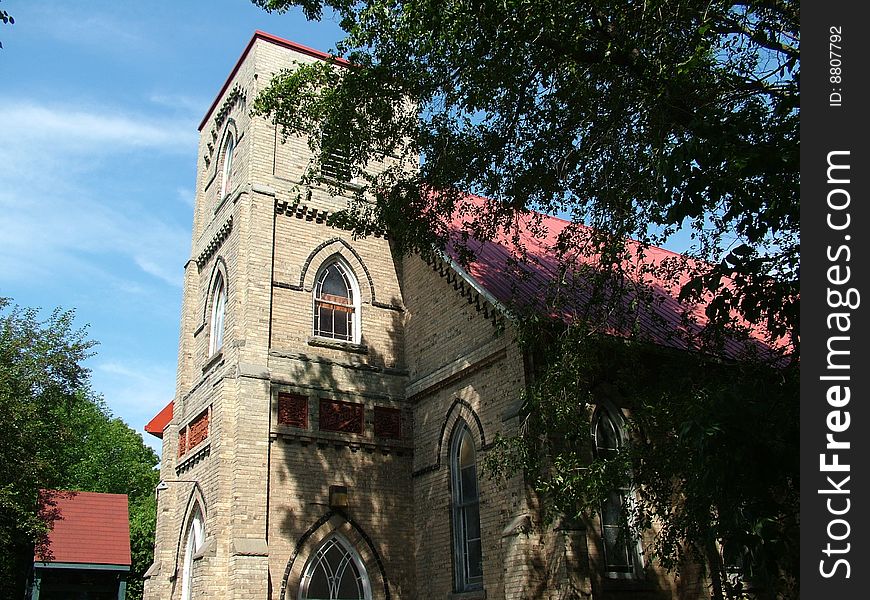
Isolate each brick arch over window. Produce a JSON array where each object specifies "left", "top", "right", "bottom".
[
  {"left": 172, "top": 483, "right": 208, "bottom": 578},
  {"left": 413, "top": 399, "right": 488, "bottom": 478},
  {"left": 438, "top": 399, "right": 487, "bottom": 467},
  {"left": 299, "top": 239, "right": 375, "bottom": 305},
  {"left": 279, "top": 511, "right": 390, "bottom": 600}
]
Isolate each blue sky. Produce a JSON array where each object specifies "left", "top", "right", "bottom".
[{"left": 0, "top": 1, "right": 345, "bottom": 455}]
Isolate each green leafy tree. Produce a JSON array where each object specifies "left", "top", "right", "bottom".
[
  {"left": 57, "top": 397, "right": 159, "bottom": 600},
  {"left": 0, "top": 299, "right": 158, "bottom": 600},
  {"left": 1, "top": 299, "right": 96, "bottom": 596},
  {"left": 251, "top": 2, "right": 799, "bottom": 597},
  {"left": 487, "top": 324, "right": 798, "bottom": 599},
  {"left": 251, "top": 0, "right": 799, "bottom": 349}
]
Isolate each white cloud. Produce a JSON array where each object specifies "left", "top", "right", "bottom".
[
  {"left": 0, "top": 100, "right": 197, "bottom": 151},
  {"left": 29, "top": 5, "right": 148, "bottom": 51},
  {"left": 149, "top": 93, "right": 210, "bottom": 116},
  {"left": 0, "top": 98, "right": 193, "bottom": 290}
]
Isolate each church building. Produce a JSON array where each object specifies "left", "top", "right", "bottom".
[{"left": 143, "top": 31, "right": 716, "bottom": 600}]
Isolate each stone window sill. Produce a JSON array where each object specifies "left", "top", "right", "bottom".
[
  {"left": 307, "top": 337, "right": 368, "bottom": 354},
  {"left": 202, "top": 350, "right": 223, "bottom": 373},
  {"left": 449, "top": 590, "right": 486, "bottom": 600}
]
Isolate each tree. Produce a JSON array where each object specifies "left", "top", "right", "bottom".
[
  {"left": 56, "top": 397, "right": 160, "bottom": 600},
  {"left": 251, "top": 0, "right": 799, "bottom": 350},
  {"left": 0, "top": 0, "right": 13, "bottom": 49},
  {"left": 0, "top": 299, "right": 158, "bottom": 600},
  {"left": 250, "top": 2, "right": 799, "bottom": 596},
  {"left": 486, "top": 324, "right": 798, "bottom": 599},
  {"left": 1, "top": 299, "right": 96, "bottom": 595}
]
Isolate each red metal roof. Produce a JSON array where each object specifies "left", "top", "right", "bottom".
[
  {"left": 199, "top": 31, "right": 350, "bottom": 131},
  {"left": 35, "top": 491, "right": 131, "bottom": 567},
  {"left": 445, "top": 193, "right": 781, "bottom": 359},
  {"left": 144, "top": 400, "right": 173, "bottom": 438}
]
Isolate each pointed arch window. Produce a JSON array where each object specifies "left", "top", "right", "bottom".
[
  {"left": 313, "top": 260, "right": 359, "bottom": 343},
  {"left": 219, "top": 132, "right": 236, "bottom": 198},
  {"left": 451, "top": 423, "right": 483, "bottom": 591},
  {"left": 298, "top": 534, "right": 371, "bottom": 600},
  {"left": 209, "top": 272, "right": 226, "bottom": 355},
  {"left": 593, "top": 406, "right": 641, "bottom": 577},
  {"left": 181, "top": 506, "right": 204, "bottom": 600}
]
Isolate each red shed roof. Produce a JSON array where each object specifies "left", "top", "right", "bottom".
[
  {"left": 36, "top": 491, "right": 131, "bottom": 567},
  {"left": 144, "top": 400, "right": 173, "bottom": 438}
]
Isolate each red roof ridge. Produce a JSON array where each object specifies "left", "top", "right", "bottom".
[{"left": 198, "top": 31, "right": 349, "bottom": 132}]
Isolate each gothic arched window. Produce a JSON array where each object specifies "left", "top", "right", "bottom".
[
  {"left": 298, "top": 534, "right": 371, "bottom": 600},
  {"left": 219, "top": 132, "right": 236, "bottom": 199},
  {"left": 451, "top": 423, "right": 483, "bottom": 591},
  {"left": 593, "top": 406, "right": 641, "bottom": 577},
  {"left": 181, "top": 506, "right": 204, "bottom": 600},
  {"left": 313, "top": 260, "right": 359, "bottom": 343},
  {"left": 209, "top": 272, "right": 226, "bottom": 355}
]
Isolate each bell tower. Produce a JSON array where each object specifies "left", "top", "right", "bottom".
[{"left": 145, "top": 32, "right": 415, "bottom": 600}]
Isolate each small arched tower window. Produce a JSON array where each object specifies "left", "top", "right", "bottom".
[
  {"left": 451, "top": 423, "right": 483, "bottom": 591},
  {"left": 313, "top": 260, "right": 359, "bottom": 343},
  {"left": 219, "top": 132, "right": 236, "bottom": 198},
  {"left": 593, "top": 406, "right": 640, "bottom": 577},
  {"left": 298, "top": 534, "right": 371, "bottom": 600},
  {"left": 209, "top": 272, "right": 226, "bottom": 355},
  {"left": 181, "top": 506, "right": 204, "bottom": 600}
]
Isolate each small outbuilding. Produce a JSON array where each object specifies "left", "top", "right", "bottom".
[{"left": 30, "top": 491, "right": 131, "bottom": 600}]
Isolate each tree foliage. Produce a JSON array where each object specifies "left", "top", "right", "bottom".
[
  {"left": 0, "top": 0, "right": 13, "bottom": 49},
  {"left": 251, "top": 2, "right": 799, "bottom": 597},
  {"left": 252, "top": 0, "right": 799, "bottom": 350},
  {"left": 0, "top": 299, "right": 158, "bottom": 600},
  {"left": 486, "top": 323, "right": 798, "bottom": 598},
  {"left": 56, "top": 396, "right": 160, "bottom": 600}
]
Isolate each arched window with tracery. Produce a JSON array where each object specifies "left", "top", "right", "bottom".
[
  {"left": 298, "top": 534, "right": 371, "bottom": 600},
  {"left": 313, "top": 259, "right": 359, "bottom": 343},
  {"left": 451, "top": 423, "right": 483, "bottom": 591},
  {"left": 180, "top": 506, "right": 204, "bottom": 600},
  {"left": 209, "top": 271, "right": 226, "bottom": 355},
  {"left": 593, "top": 406, "right": 641, "bottom": 577}
]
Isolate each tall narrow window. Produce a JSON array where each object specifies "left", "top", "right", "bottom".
[
  {"left": 451, "top": 424, "right": 483, "bottom": 591},
  {"left": 299, "top": 534, "right": 371, "bottom": 600},
  {"left": 313, "top": 260, "right": 358, "bottom": 342},
  {"left": 593, "top": 407, "right": 640, "bottom": 576},
  {"left": 181, "top": 507, "right": 204, "bottom": 600},
  {"left": 209, "top": 272, "right": 226, "bottom": 355},
  {"left": 219, "top": 133, "right": 235, "bottom": 198}
]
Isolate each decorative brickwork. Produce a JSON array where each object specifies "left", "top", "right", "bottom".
[
  {"left": 179, "top": 408, "right": 210, "bottom": 458},
  {"left": 277, "top": 393, "right": 308, "bottom": 429},
  {"left": 319, "top": 399, "right": 364, "bottom": 435},
  {"left": 188, "top": 409, "right": 210, "bottom": 448},
  {"left": 373, "top": 407, "right": 403, "bottom": 440}
]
